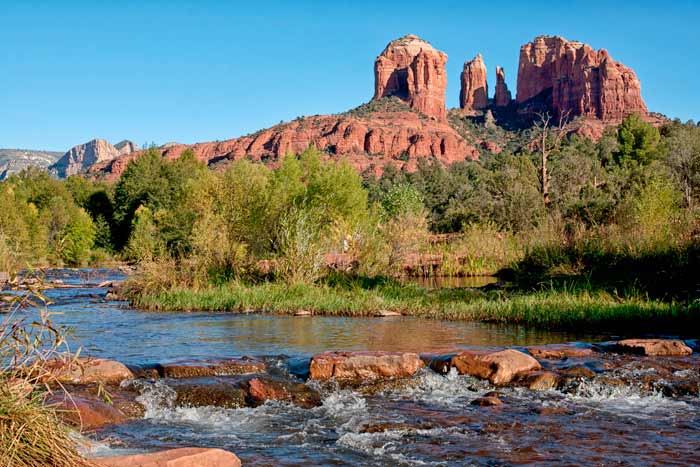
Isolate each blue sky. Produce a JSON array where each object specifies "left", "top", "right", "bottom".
[{"left": 2, "top": 0, "right": 698, "bottom": 151}]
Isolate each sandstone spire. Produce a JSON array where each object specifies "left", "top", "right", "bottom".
[
  {"left": 494, "top": 66, "right": 512, "bottom": 106},
  {"left": 373, "top": 34, "right": 448, "bottom": 121},
  {"left": 460, "top": 54, "right": 488, "bottom": 112}
]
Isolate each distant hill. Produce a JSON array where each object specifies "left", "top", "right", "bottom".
[
  {"left": 0, "top": 149, "right": 62, "bottom": 180},
  {"left": 48, "top": 138, "right": 138, "bottom": 178}
]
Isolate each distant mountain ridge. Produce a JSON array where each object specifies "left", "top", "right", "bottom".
[{"left": 0, "top": 149, "right": 62, "bottom": 180}]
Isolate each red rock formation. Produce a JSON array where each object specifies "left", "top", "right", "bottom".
[
  {"left": 460, "top": 54, "right": 488, "bottom": 112},
  {"left": 494, "top": 66, "right": 512, "bottom": 106},
  {"left": 516, "top": 35, "right": 647, "bottom": 120},
  {"left": 374, "top": 35, "right": 448, "bottom": 121},
  {"left": 91, "top": 111, "right": 480, "bottom": 181}
]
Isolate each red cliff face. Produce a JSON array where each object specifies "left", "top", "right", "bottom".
[
  {"left": 460, "top": 54, "right": 488, "bottom": 112},
  {"left": 516, "top": 35, "right": 647, "bottom": 120},
  {"left": 494, "top": 66, "right": 512, "bottom": 107},
  {"left": 91, "top": 111, "right": 480, "bottom": 181},
  {"left": 374, "top": 35, "right": 448, "bottom": 121}
]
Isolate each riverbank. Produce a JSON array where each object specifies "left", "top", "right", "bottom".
[{"left": 126, "top": 278, "right": 700, "bottom": 331}]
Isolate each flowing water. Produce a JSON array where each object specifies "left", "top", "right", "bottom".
[{"left": 28, "top": 270, "right": 700, "bottom": 466}]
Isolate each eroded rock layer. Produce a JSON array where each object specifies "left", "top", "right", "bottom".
[{"left": 91, "top": 110, "right": 480, "bottom": 180}]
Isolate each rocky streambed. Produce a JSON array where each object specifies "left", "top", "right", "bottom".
[
  {"left": 18, "top": 270, "right": 700, "bottom": 466},
  {"left": 47, "top": 340, "right": 700, "bottom": 466}
]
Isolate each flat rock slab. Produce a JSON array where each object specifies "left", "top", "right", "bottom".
[
  {"left": 47, "top": 358, "right": 134, "bottom": 385},
  {"left": 96, "top": 447, "right": 241, "bottom": 467},
  {"left": 613, "top": 339, "right": 693, "bottom": 356},
  {"left": 527, "top": 344, "right": 594, "bottom": 360},
  {"left": 451, "top": 349, "right": 541, "bottom": 385},
  {"left": 309, "top": 351, "right": 424, "bottom": 380},
  {"left": 136, "top": 357, "right": 266, "bottom": 379}
]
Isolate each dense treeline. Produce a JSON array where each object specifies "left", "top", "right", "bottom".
[{"left": 1, "top": 115, "right": 699, "bottom": 297}]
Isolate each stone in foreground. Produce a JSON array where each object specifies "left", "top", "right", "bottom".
[
  {"left": 47, "top": 357, "right": 134, "bottom": 385},
  {"left": 46, "top": 393, "right": 127, "bottom": 430},
  {"left": 451, "top": 349, "right": 541, "bottom": 384},
  {"left": 96, "top": 448, "right": 241, "bottom": 467},
  {"left": 614, "top": 339, "right": 693, "bottom": 357},
  {"left": 309, "top": 351, "right": 423, "bottom": 380}
]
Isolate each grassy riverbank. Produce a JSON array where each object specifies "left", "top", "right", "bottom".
[{"left": 127, "top": 277, "right": 699, "bottom": 330}]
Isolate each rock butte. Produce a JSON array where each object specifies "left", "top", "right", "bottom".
[
  {"left": 516, "top": 35, "right": 647, "bottom": 121},
  {"left": 89, "top": 34, "right": 653, "bottom": 180},
  {"left": 374, "top": 34, "right": 448, "bottom": 121}
]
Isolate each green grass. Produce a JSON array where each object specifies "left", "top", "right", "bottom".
[{"left": 128, "top": 278, "right": 699, "bottom": 331}]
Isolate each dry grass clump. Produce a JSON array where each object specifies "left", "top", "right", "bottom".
[{"left": 0, "top": 287, "right": 92, "bottom": 467}]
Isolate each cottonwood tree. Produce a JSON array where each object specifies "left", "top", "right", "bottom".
[
  {"left": 664, "top": 123, "right": 700, "bottom": 209},
  {"left": 532, "top": 111, "right": 571, "bottom": 206}
]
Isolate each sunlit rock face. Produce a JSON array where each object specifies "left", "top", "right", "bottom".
[
  {"left": 374, "top": 34, "right": 448, "bottom": 121},
  {"left": 460, "top": 54, "right": 488, "bottom": 112},
  {"left": 516, "top": 35, "right": 647, "bottom": 120}
]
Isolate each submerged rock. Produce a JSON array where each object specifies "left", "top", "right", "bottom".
[
  {"left": 612, "top": 339, "right": 693, "bottom": 357},
  {"left": 470, "top": 396, "right": 503, "bottom": 407},
  {"left": 171, "top": 379, "right": 248, "bottom": 409},
  {"left": 242, "top": 376, "right": 321, "bottom": 408},
  {"left": 309, "top": 351, "right": 424, "bottom": 380},
  {"left": 360, "top": 422, "right": 434, "bottom": 433},
  {"left": 517, "top": 371, "right": 560, "bottom": 390},
  {"left": 451, "top": 349, "right": 541, "bottom": 385},
  {"left": 96, "top": 447, "right": 241, "bottom": 467}
]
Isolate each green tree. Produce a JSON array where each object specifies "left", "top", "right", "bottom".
[
  {"left": 663, "top": 122, "right": 700, "bottom": 208},
  {"left": 58, "top": 208, "right": 96, "bottom": 266},
  {"left": 614, "top": 113, "right": 661, "bottom": 165}
]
